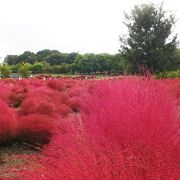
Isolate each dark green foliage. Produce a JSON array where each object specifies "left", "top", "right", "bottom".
[
  {"left": 4, "top": 50, "right": 76, "bottom": 66},
  {"left": 18, "top": 51, "right": 36, "bottom": 64},
  {"left": 52, "top": 64, "right": 71, "bottom": 74},
  {"left": 4, "top": 50, "right": 125, "bottom": 75},
  {"left": 72, "top": 53, "right": 124, "bottom": 74},
  {"left": 4, "top": 55, "right": 19, "bottom": 65},
  {"left": 120, "top": 3, "right": 178, "bottom": 73}
]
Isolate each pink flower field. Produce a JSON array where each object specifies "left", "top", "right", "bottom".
[{"left": 0, "top": 77, "right": 179, "bottom": 179}]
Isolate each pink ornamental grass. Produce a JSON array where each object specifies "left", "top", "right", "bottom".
[
  {"left": 81, "top": 79, "right": 180, "bottom": 178},
  {"left": 17, "top": 79, "right": 180, "bottom": 179},
  {"left": 0, "top": 100, "right": 17, "bottom": 144}
]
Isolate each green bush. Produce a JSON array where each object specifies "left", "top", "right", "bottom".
[
  {"left": 0, "top": 64, "right": 12, "bottom": 78},
  {"left": 18, "top": 63, "right": 32, "bottom": 78},
  {"left": 155, "top": 70, "right": 180, "bottom": 79}
]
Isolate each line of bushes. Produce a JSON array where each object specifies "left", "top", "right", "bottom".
[{"left": 155, "top": 70, "right": 180, "bottom": 79}]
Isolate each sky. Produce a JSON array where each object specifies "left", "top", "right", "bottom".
[{"left": 0, "top": 0, "right": 180, "bottom": 61}]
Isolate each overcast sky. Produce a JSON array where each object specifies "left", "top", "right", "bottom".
[{"left": 0, "top": 0, "right": 180, "bottom": 60}]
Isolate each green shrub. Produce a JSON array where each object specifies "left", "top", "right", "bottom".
[
  {"left": 0, "top": 64, "right": 12, "bottom": 78},
  {"left": 155, "top": 70, "right": 180, "bottom": 79},
  {"left": 18, "top": 63, "right": 32, "bottom": 78}
]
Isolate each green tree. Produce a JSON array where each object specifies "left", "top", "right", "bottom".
[
  {"left": 36, "top": 49, "right": 59, "bottom": 61},
  {"left": 18, "top": 51, "right": 36, "bottom": 64},
  {"left": 11, "top": 64, "right": 21, "bottom": 73},
  {"left": 73, "top": 54, "right": 94, "bottom": 74},
  {"left": 110, "top": 54, "right": 124, "bottom": 74},
  {"left": 66, "top": 53, "right": 79, "bottom": 64},
  {"left": 51, "top": 64, "right": 70, "bottom": 74},
  {"left": 120, "top": 3, "right": 178, "bottom": 73},
  {"left": 44, "top": 52, "right": 67, "bottom": 65},
  {"left": 42, "top": 61, "right": 52, "bottom": 73},
  {"left": 18, "top": 63, "right": 32, "bottom": 78},
  {"left": 4, "top": 55, "right": 19, "bottom": 65},
  {"left": 31, "top": 61, "right": 44, "bottom": 74},
  {"left": 59, "top": 64, "right": 71, "bottom": 74},
  {"left": 96, "top": 54, "right": 112, "bottom": 73},
  {"left": 174, "top": 48, "right": 180, "bottom": 69},
  {"left": 0, "top": 63, "right": 12, "bottom": 78}
]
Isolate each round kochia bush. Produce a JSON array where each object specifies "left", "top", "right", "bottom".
[
  {"left": 0, "top": 100, "right": 17, "bottom": 144},
  {"left": 18, "top": 79, "right": 180, "bottom": 179}
]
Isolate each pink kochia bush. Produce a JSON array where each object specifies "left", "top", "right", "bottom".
[
  {"left": 0, "top": 79, "right": 79, "bottom": 146},
  {"left": 19, "top": 79, "right": 180, "bottom": 179},
  {"left": 0, "top": 100, "right": 17, "bottom": 144},
  {"left": 17, "top": 114, "right": 55, "bottom": 144},
  {"left": 80, "top": 80, "right": 180, "bottom": 178}
]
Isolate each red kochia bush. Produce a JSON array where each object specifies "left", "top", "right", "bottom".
[
  {"left": 19, "top": 97, "right": 55, "bottom": 116},
  {"left": 0, "top": 83, "right": 12, "bottom": 103},
  {"left": 17, "top": 114, "right": 56, "bottom": 144},
  {"left": 47, "top": 79, "right": 64, "bottom": 91},
  {"left": 0, "top": 100, "right": 17, "bottom": 144},
  {"left": 18, "top": 79, "right": 180, "bottom": 179},
  {"left": 80, "top": 79, "right": 180, "bottom": 178},
  {"left": 8, "top": 87, "right": 27, "bottom": 108}
]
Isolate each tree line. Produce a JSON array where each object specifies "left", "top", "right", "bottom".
[
  {"left": 3, "top": 48, "right": 180, "bottom": 77},
  {"left": 3, "top": 50, "right": 125, "bottom": 76}
]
